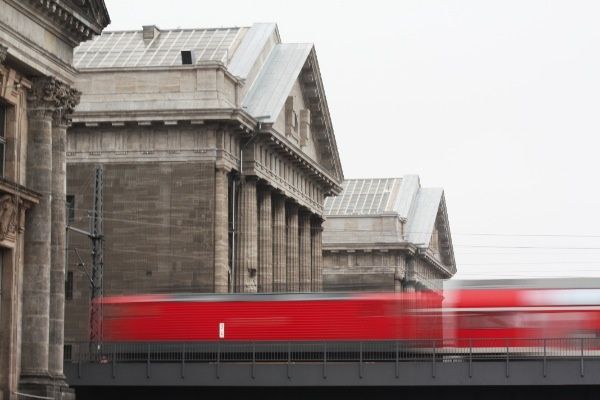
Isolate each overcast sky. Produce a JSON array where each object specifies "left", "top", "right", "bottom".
[{"left": 103, "top": 0, "right": 600, "bottom": 280}]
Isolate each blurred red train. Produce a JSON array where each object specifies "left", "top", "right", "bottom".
[
  {"left": 99, "top": 281, "right": 600, "bottom": 344},
  {"left": 101, "top": 292, "right": 442, "bottom": 342}
]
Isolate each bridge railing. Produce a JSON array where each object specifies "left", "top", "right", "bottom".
[{"left": 64, "top": 338, "right": 600, "bottom": 364}]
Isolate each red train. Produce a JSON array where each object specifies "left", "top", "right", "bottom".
[
  {"left": 101, "top": 292, "right": 442, "bottom": 342},
  {"left": 99, "top": 285, "right": 600, "bottom": 344}
]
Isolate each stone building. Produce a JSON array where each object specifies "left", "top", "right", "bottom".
[
  {"left": 65, "top": 23, "right": 343, "bottom": 341},
  {"left": 0, "top": 1, "right": 109, "bottom": 399},
  {"left": 323, "top": 176, "right": 456, "bottom": 292}
]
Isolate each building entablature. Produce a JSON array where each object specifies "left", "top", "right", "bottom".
[
  {"left": 1, "top": 0, "right": 109, "bottom": 83},
  {"left": 12, "top": 0, "right": 110, "bottom": 44}
]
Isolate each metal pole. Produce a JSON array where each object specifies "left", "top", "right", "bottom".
[{"left": 89, "top": 166, "right": 104, "bottom": 345}]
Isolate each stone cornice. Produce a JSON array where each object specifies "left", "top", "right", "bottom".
[
  {"left": 30, "top": 0, "right": 110, "bottom": 38},
  {"left": 71, "top": 108, "right": 257, "bottom": 131},
  {"left": 0, "top": 177, "right": 41, "bottom": 204},
  {"left": 8, "top": 0, "right": 110, "bottom": 46},
  {"left": 300, "top": 48, "right": 344, "bottom": 183},
  {"left": 257, "top": 130, "right": 343, "bottom": 196}
]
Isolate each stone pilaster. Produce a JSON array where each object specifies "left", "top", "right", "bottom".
[
  {"left": 235, "top": 177, "right": 258, "bottom": 293},
  {"left": 257, "top": 186, "right": 272, "bottom": 292},
  {"left": 214, "top": 166, "right": 229, "bottom": 293},
  {"left": 298, "top": 211, "right": 311, "bottom": 292},
  {"left": 49, "top": 82, "right": 79, "bottom": 384},
  {"left": 310, "top": 218, "right": 324, "bottom": 292},
  {"left": 271, "top": 194, "right": 287, "bottom": 292},
  {"left": 21, "top": 77, "right": 57, "bottom": 388},
  {"left": 0, "top": 45, "right": 7, "bottom": 65},
  {"left": 286, "top": 202, "right": 299, "bottom": 292}
]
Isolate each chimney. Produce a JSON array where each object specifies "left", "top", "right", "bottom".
[{"left": 142, "top": 25, "right": 160, "bottom": 44}]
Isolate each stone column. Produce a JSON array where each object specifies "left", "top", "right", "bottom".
[
  {"left": 298, "top": 211, "right": 311, "bottom": 292},
  {"left": 257, "top": 186, "right": 272, "bottom": 292},
  {"left": 286, "top": 203, "right": 299, "bottom": 292},
  {"left": 310, "top": 218, "right": 324, "bottom": 292},
  {"left": 404, "top": 256, "right": 416, "bottom": 293},
  {"left": 271, "top": 194, "right": 287, "bottom": 292},
  {"left": 48, "top": 83, "right": 79, "bottom": 385},
  {"left": 235, "top": 177, "right": 257, "bottom": 293},
  {"left": 214, "top": 166, "right": 229, "bottom": 293},
  {"left": 21, "top": 77, "right": 57, "bottom": 388}
]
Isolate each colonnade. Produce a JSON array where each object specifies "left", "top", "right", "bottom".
[{"left": 215, "top": 173, "right": 324, "bottom": 293}]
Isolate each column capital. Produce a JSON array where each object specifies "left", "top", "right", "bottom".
[
  {"left": 0, "top": 45, "right": 7, "bottom": 65},
  {"left": 27, "top": 77, "right": 81, "bottom": 124}
]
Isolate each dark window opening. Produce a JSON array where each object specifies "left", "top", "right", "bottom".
[
  {"left": 65, "top": 271, "right": 73, "bottom": 300},
  {"left": 181, "top": 50, "right": 193, "bottom": 65},
  {"left": 66, "top": 195, "right": 75, "bottom": 225}
]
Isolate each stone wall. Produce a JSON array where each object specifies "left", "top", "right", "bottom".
[
  {"left": 323, "top": 250, "right": 405, "bottom": 292},
  {"left": 65, "top": 161, "right": 215, "bottom": 341}
]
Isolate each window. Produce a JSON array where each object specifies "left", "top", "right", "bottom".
[
  {"left": 66, "top": 195, "right": 75, "bottom": 225},
  {"left": 0, "top": 104, "right": 6, "bottom": 177},
  {"left": 65, "top": 271, "right": 73, "bottom": 300}
]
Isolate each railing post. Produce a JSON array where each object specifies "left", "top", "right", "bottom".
[
  {"left": 543, "top": 339, "right": 547, "bottom": 378},
  {"left": 505, "top": 339, "right": 510, "bottom": 378},
  {"left": 251, "top": 342, "right": 256, "bottom": 379},
  {"left": 77, "top": 343, "right": 82, "bottom": 379},
  {"left": 216, "top": 341, "right": 221, "bottom": 379},
  {"left": 580, "top": 338, "right": 585, "bottom": 378},
  {"left": 395, "top": 341, "right": 399, "bottom": 379},
  {"left": 287, "top": 342, "right": 291, "bottom": 380},
  {"left": 359, "top": 342, "right": 363, "bottom": 379},
  {"left": 323, "top": 342, "right": 327, "bottom": 379},
  {"left": 468, "top": 339, "right": 472, "bottom": 378},
  {"left": 432, "top": 340, "right": 436, "bottom": 378},
  {"left": 180, "top": 343, "right": 185, "bottom": 379},
  {"left": 146, "top": 343, "right": 151, "bottom": 378},
  {"left": 111, "top": 344, "right": 116, "bottom": 379}
]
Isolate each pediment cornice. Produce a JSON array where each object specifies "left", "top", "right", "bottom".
[
  {"left": 11, "top": 0, "right": 110, "bottom": 45},
  {"left": 298, "top": 48, "right": 344, "bottom": 184}
]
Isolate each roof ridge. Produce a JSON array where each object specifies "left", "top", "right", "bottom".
[{"left": 102, "top": 26, "right": 248, "bottom": 34}]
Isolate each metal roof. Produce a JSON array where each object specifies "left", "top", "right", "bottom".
[
  {"left": 324, "top": 176, "right": 445, "bottom": 249},
  {"left": 228, "top": 23, "right": 278, "bottom": 79},
  {"left": 74, "top": 27, "right": 245, "bottom": 69},
  {"left": 241, "top": 43, "right": 313, "bottom": 123},
  {"left": 324, "top": 178, "right": 403, "bottom": 216},
  {"left": 405, "top": 187, "right": 444, "bottom": 247}
]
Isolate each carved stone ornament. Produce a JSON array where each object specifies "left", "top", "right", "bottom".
[
  {"left": 0, "top": 195, "right": 18, "bottom": 244},
  {"left": 27, "top": 77, "right": 81, "bottom": 123},
  {"left": 0, "top": 45, "right": 7, "bottom": 65}
]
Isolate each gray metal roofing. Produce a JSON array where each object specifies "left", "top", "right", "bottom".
[
  {"left": 324, "top": 176, "right": 444, "bottom": 248},
  {"left": 74, "top": 27, "right": 246, "bottom": 69},
  {"left": 228, "top": 23, "right": 277, "bottom": 79},
  {"left": 241, "top": 43, "right": 313, "bottom": 122},
  {"left": 324, "top": 178, "right": 404, "bottom": 216},
  {"left": 405, "top": 187, "right": 444, "bottom": 247}
]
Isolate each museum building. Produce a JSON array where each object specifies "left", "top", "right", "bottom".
[{"left": 65, "top": 23, "right": 344, "bottom": 341}]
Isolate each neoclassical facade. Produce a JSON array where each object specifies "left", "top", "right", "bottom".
[
  {"left": 0, "top": 1, "right": 109, "bottom": 399},
  {"left": 323, "top": 176, "right": 456, "bottom": 292},
  {"left": 65, "top": 23, "right": 343, "bottom": 341}
]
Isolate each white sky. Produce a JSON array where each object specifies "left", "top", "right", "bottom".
[{"left": 103, "top": 0, "right": 600, "bottom": 280}]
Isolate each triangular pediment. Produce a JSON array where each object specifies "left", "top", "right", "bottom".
[{"left": 242, "top": 44, "right": 343, "bottom": 183}]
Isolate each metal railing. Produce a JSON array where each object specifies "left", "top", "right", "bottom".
[{"left": 64, "top": 338, "right": 600, "bottom": 365}]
